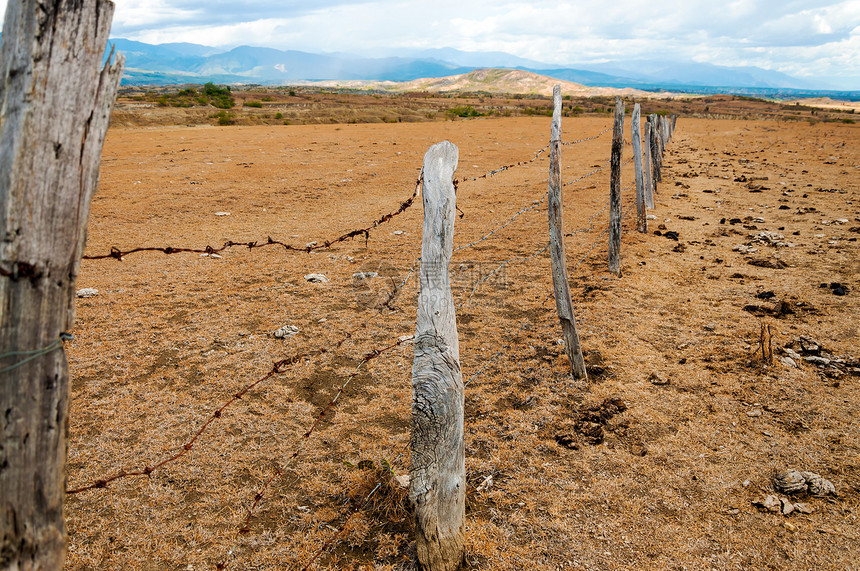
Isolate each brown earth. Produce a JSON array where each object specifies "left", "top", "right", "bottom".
[
  {"left": 112, "top": 87, "right": 859, "bottom": 128},
  {"left": 64, "top": 109, "right": 858, "bottom": 570}
]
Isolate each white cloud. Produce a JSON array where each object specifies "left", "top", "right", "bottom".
[{"left": 1, "top": 0, "right": 858, "bottom": 88}]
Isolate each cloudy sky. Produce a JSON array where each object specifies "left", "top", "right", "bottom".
[{"left": 2, "top": 0, "right": 859, "bottom": 88}]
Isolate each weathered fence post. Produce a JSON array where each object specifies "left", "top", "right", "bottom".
[
  {"left": 547, "top": 86, "right": 587, "bottom": 380},
  {"left": 650, "top": 114, "right": 662, "bottom": 184},
  {"left": 608, "top": 97, "right": 624, "bottom": 275},
  {"left": 409, "top": 141, "right": 465, "bottom": 571},
  {"left": 631, "top": 103, "right": 646, "bottom": 233},
  {"left": 0, "top": 1, "right": 123, "bottom": 568},
  {"left": 643, "top": 120, "right": 655, "bottom": 209}
]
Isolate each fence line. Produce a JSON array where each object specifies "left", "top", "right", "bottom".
[
  {"left": 77, "top": 129, "right": 612, "bottom": 266},
  {"left": 62, "top": 108, "right": 672, "bottom": 569}
]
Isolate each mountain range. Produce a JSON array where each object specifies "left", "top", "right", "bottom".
[
  {"left": 1, "top": 32, "right": 855, "bottom": 97},
  {"left": 102, "top": 39, "right": 859, "bottom": 100}
]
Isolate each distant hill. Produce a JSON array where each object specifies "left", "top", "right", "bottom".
[{"left": 40, "top": 38, "right": 843, "bottom": 99}]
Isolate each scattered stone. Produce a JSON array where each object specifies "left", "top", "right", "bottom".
[
  {"left": 803, "top": 472, "right": 836, "bottom": 497},
  {"left": 273, "top": 325, "right": 299, "bottom": 339},
  {"left": 747, "top": 409, "right": 763, "bottom": 417},
  {"left": 794, "top": 502, "right": 814, "bottom": 514},
  {"left": 392, "top": 230, "right": 405, "bottom": 235},
  {"left": 672, "top": 243, "right": 687, "bottom": 252},
  {"left": 76, "top": 288, "right": 99, "bottom": 298},
  {"left": 774, "top": 470, "right": 807, "bottom": 494},
  {"left": 733, "top": 244, "right": 758, "bottom": 254},
  {"left": 648, "top": 372, "right": 670, "bottom": 385},
  {"left": 646, "top": 214, "right": 657, "bottom": 220},
  {"left": 783, "top": 347, "right": 802, "bottom": 360},
  {"left": 798, "top": 336, "right": 822, "bottom": 355},
  {"left": 742, "top": 480, "right": 751, "bottom": 488},
  {"left": 753, "top": 495, "right": 781, "bottom": 512},
  {"left": 756, "top": 291, "right": 776, "bottom": 300},
  {"left": 352, "top": 271, "right": 379, "bottom": 280},
  {"left": 476, "top": 474, "right": 494, "bottom": 493},
  {"left": 214, "top": 212, "right": 230, "bottom": 216},
  {"left": 663, "top": 230, "right": 680, "bottom": 241},
  {"left": 630, "top": 443, "right": 647, "bottom": 457},
  {"left": 804, "top": 356, "right": 831, "bottom": 366},
  {"left": 397, "top": 334, "right": 415, "bottom": 344},
  {"left": 304, "top": 241, "right": 318, "bottom": 249},
  {"left": 774, "top": 470, "right": 837, "bottom": 497},
  {"left": 704, "top": 323, "right": 716, "bottom": 331},
  {"left": 779, "top": 356, "right": 798, "bottom": 368},
  {"left": 304, "top": 273, "right": 329, "bottom": 283},
  {"left": 781, "top": 498, "right": 795, "bottom": 515}
]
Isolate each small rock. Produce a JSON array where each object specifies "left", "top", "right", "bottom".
[
  {"left": 754, "top": 495, "right": 781, "bottom": 512},
  {"left": 747, "top": 409, "right": 763, "bottom": 417},
  {"left": 704, "top": 323, "right": 716, "bottom": 331},
  {"left": 783, "top": 347, "right": 802, "bottom": 360},
  {"left": 304, "top": 273, "right": 329, "bottom": 283},
  {"left": 781, "top": 498, "right": 794, "bottom": 515},
  {"left": 392, "top": 230, "right": 405, "bottom": 235},
  {"left": 829, "top": 283, "right": 849, "bottom": 296},
  {"left": 742, "top": 480, "right": 752, "bottom": 488},
  {"left": 774, "top": 470, "right": 807, "bottom": 494},
  {"left": 214, "top": 212, "right": 230, "bottom": 216},
  {"left": 779, "top": 356, "right": 798, "bottom": 368},
  {"left": 733, "top": 244, "right": 758, "bottom": 254},
  {"left": 802, "top": 473, "right": 836, "bottom": 497},
  {"left": 782, "top": 521, "right": 797, "bottom": 532},
  {"left": 397, "top": 334, "right": 415, "bottom": 344},
  {"left": 305, "top": 241, "right": 318, "bottom": 249},
  {"left": 76, "top": 288, "right": 99, "bottom": 298},
  {"left": 804, "top": 355, "right": 831, "bottom": 366},
  {"left": 646, "top": 214, "right": 657, "bottom": 220},
  {"left": 756, "top": 291, "right": 776, "bottom": 300},
  {"left": 476, "top": 475, "right": 494, "bottom": 493},
  {"left": 352, "top": 271, "right": 379, "bottom": 280},
  {"left": 273, "top": 325, "right": 299, "bottom": 339},
  {"left": 649, "top": 372, "right": 670, "bottom": 385},
  {"left": 793, "top": 502, "right": 813, "bottom": 514}
]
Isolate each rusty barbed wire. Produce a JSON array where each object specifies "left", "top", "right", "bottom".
[
  {"left": 214, "top": 336, "right": 412, "bottom": 570},
  {"left": 82, "top": 174, "right": 423, "bottom": 262},
  {"left": 65, "top": 349, "right": 323, "bottom": 494}
]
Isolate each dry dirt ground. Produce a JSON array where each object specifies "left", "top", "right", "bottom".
[{"left": 64, "top": 112, "right": 858, "bottom": 570}]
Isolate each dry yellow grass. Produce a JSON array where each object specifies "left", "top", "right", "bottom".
[{"left": 64, "top": 112, "right": 858, "bottom": 570}]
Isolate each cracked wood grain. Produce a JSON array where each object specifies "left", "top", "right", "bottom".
[
  {"left": 409, "top": 141, "right": 465, "bottom": 571},
  {"left": 547, "top": 85, "right": 587, "bottom": 380},
  {"left": 0, "top": 1, "right": 123, "bottom": 568}
]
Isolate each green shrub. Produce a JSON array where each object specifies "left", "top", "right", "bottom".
[
  {"left": 274, "top": 112, "right": 283, "bottom": 119},
  {"left": 244, "top": 100, "right": 263, "bottom": 108}
]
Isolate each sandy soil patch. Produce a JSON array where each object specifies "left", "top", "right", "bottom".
[{"left": 65, "top": 115, "right": 858, "bottom": 570}]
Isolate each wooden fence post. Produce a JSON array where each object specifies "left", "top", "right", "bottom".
[
  {"left": 547, "top": 86, "right": 587, "bottom": 380},
  {"left": 0, "top": 1, "right": 123, "bottom": 568},
  {"left": 608, "top": 97, "right": 624, "bottom": 275},
  {"left": 650, "top": 114, "right": 662, "bottom": 183},
  {"left": 409, "top": 141, "right": 465, "bottom": 571},
  {"left": 643, "top": 120, "right": 655, "bottom": 209},
  {"left": 631, "top": 103, "right": 646, "bottom": 233}
]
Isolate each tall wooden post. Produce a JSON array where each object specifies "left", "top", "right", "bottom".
[
  {"left": 409, "top": 141, "right": 465, "bottom": 571},
  {"left": 608, "top": 97, "right": 624, "bottom": 275},
  {"left": 650, "top": 114, "right": 662, "bottom": 183},
  {"left": 547, "top": 86, "right": 587, "bottom": 380},
  {"left": 631, "top": 103, "right": 646, "bottom": 233},
  {"left": 0, "top": 1, "right": 123, "bottom": 568},
  {"left": 643, "top": 120, "right": 655, "bottom": 209}
]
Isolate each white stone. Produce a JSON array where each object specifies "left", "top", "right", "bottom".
[
  {"left": 214, "top": 212, "right": 230, "bottom": 216},
  {"left": 304, "top": 273, "right": 329, "bottom": 283},
  {"left": 76, "top": 288, "right": 99, "bottom": 298},
  {"left": 273, "top": 325, "right": 299, "bottom": 338}
]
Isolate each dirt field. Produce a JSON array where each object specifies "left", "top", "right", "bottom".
[{"left": 64, "top": 110, "right": 858, "bottom": 570}]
